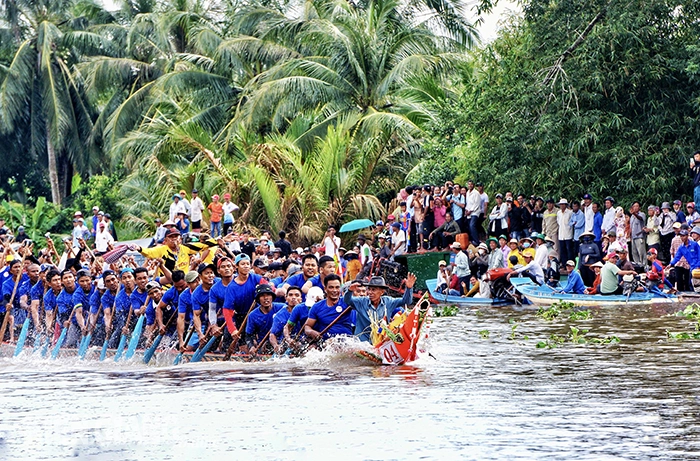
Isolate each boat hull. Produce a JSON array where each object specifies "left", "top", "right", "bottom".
[
  {"left": 426, "top": 278, "right": 510, "bottom": 306},
  {"left": 510, "top": 277, "right": 679, "bottom": 306}
]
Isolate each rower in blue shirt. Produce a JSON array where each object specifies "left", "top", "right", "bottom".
[
  {"left": 109, "top": 268, "right": 136, "bottom": 348},
  {"left": 285, "top": 286, "right": 324, "bottom": 347},
  {"left": 177, "top": 271, "right": 201, "bottom": 350},
  {"left": 71, "top": 269, "right": 96, "bottom": 345},
  {"left": 43, "top": 270, "right": 62, "bottom": 334},
  {"left": 156, "top": 270, "right": 187, "bottom": 337},
  {"left": 94, "top": 270, "right": 119, "bottom": 344},
  {"left": 556, "top": 261, "right": 586, "bottom": 294},
  {"left": 18, "top": 264, "right": 41, "bottom": 337},
  {"left": 2, "top": 260, "right": 23, "bottom": 342},
  {"left": 269, "top": 286, "right": 303, "bottom": 353},
  {"left": 56, "top": 270, "right": 79, "bottom": 347},
  {"left": 304, "top": 274, "right": 352, "bottom": 341},
  {"left": 343, "top": 273, "right": 416, "bottom": 342},
  {"left": 245, "top": 284, "right": 286, "bottom": 354}
]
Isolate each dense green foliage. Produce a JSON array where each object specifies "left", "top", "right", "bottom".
[
  {"left": 1, "top": 0, "right": 699, "bottom": 240},
  {"left": 423, "top": 0, "right": 700, "bottom": 206}
]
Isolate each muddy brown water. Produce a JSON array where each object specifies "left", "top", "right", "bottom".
[{"left": 0, "top": 302, "right": 698, "bottom": 460}]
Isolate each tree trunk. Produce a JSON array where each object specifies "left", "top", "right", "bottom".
[{"left": 46, "top": 126, "right": 61, "bottom": 206}]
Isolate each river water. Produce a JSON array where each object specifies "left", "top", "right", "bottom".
[{"left": 1, "top": 302, "right": 699, "bottom": 460}]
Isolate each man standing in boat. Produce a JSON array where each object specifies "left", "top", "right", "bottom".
[{"left": 344, "top": 273, "right": 416, "bottom": 342}]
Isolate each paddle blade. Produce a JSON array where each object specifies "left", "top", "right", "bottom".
[
  {"left": 190, "top": 336, "right": 216, "bottom": 363},
  {"left": 114, "top": 334, "right": 127, "bottom": 362},
  {"left": 13, "top": 318, "right": 30, "bottom": 357},
  {"left": 78, "top": 334, "right": 92, "bottom": 359},
  {"left": 173, "top": 352, "right": 184, "bottom": 366},
  {"left": 142, "top": 335, "right": 163, "bottom": 364},
  {"left": 99, "top": 339, "right": 109, "bottom": 361},
  {"left": 51, "top": 327, "right": 68, "bottom": 360},
  {"left": 102, "top": 245, "right": 129, "bottom": 264},
  {"left": 125, "top": 315, "right": 145, "bottom": 360}
]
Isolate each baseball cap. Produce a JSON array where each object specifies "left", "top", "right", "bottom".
[
  {"left": 164, "top": 228, "right": 180, "bottom": 238},
  {"left": 582, "top": 193, "right": 592, "bottom": 200},
  {"left": 197, "top": 262, "right": 215, "bottom": 274},
  {"left": 673, "top": 222, "right": 682, "bottom": 229},
  {"left": 146, "top": 281, "right": 161, "bottom": 292},
  {"left": 253, "top": 258, "right": 268, "bottom": 269},
  {"left": 565, "top": 260, "right": 576, "bottom": 267},
  {"left": 234, "top": 253, "right": 251, "bottom": 265},
  {"left": 647, "top": 248, "right": 658, "bottom": 256},
  {"left": 375, "top": 220, "right": 384, "bottom": 226},
  {"left": 185, "top": 271, "right": 199, "bottom": 283},
  {"left": 680, "top": 229, "right": 689, "bottom": 236}
]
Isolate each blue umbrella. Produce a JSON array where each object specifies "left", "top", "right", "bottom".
[{"left": 339, "top": 219, "right": 374, "bottom": 233}]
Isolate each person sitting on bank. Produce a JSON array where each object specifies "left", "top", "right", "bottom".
[
  {"left": 599, "top": 252, "right": 637, "bottom": 295},
  {"left": 507, "top": 252, "right": 545, "bottom": 285},
  {"left": 428, "top": 212, "right": 461, "bottom": 250},
  {"left": 556, "top": 260, "right": 586, "bottom": 294},
  {"left": 344, "top": 273, "right": 416, "bottom": 342}
]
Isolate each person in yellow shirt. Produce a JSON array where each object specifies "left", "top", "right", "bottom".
[
  {"left": 134, "top": 229, "right": 217, "bottom": 283},
  {"left": 520, "top": 237, "right": 536, "bottom": 259},
  {"left": 507, "top": 238, "right": 525, "bottom": 268}
]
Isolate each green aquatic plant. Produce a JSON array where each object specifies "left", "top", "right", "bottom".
[
  {"left": 588, "top": 336, "right": 621, "bottom": 344},
  {"left": 666, "top": 321, "right": 700, "bottom": 340},
  {"left": 568, "top": 326, "right": 588, "bottom": 344},
  {"left": 569, "top": 310, "right": 593, "bottom": 321},
  {"left": 536, "top": 305, "right": 562, "bottom": 321},
  {"left": 434, "top": 305, "right": 459, "bottom": 317},
  {"left": 509, "top": 323, "right": 518, "bottom": 340},
  {"left": 479, "top": 329, "right": 490, "bottom": 339},
  {"left": 675, "top": 304, "right": 700, "bottom": 320},
  {"left": 536, "top": 334, "right": 566, "bottom": 349}
]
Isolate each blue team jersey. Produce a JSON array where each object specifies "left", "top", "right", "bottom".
[
  {"left": 270, "top": 307, "right": 292, "bottom": 339},
  {"left": 44, "top": 289, "right": 60, "bottom": 312},
  {"left": 13, "top": 278, "right": 32, "bottom": 323},
  {"left": 209, "top": 279, "right": 229, "bottom": 313},
  {"left": 72, "top": 286, "right": 95, "bottom": 325},
  {"left": 284, "top": 273, "right": 311, "bottom": 301},
  {"left": 1, "top": 275, "right": 21, "bottom": 313},
  {"left": 56, "top": 286, "right": 78, "bottom": 325},
  {"left": 245, "top": 302, "right": 286, "bottom": 343},
  {"left": 191, "top": 285, "right": 211, "bottom": 324},
  {"left": 130, "top": 289, "right": 148, "bottom": 312},
  {"left": 31, "top": 280, "right": 45, "bottom": 302},
  {"left": 114, "top": 287, "right": 132, "bottom": 314},
  {"left": 89, "top": 288, "right": 102, "bottom": 315},
  {"left": 160, "top": 286, "right": 182, "bottom": 327},
  {"left": 287, "top": 304, "right": 310, "bottom": 329},
  {"left": 178, "top": 288, "right": 194, "bottom": 323},
  {"left": 308, "top": 299, "right": 352, "bottom": 338},
  {"left": 223, "top": 274, "right": 262, "bottom": 315},
  {"left": 101, "top": 290, "right": 117, "bottom": 313}
]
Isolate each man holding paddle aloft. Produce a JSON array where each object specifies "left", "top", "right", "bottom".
[{"left": 344, "top": 273, "right": 416, "bottom": 342}]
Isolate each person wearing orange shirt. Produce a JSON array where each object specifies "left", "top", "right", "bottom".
[{"left": 207, "top": 194, "right": 223, "bottom": 238}]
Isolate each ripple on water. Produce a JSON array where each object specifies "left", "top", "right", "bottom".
[{"left": 1, "top": 302, "right": 700, "bottom": 459}]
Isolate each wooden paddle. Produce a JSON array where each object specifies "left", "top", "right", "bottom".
[
  {"left": 50, "top": 304, "right": 79, "bottom": 360},
  {"left": 301, "top": 304, "right": 354, "bottom": 353},
  {"left": 173, "top": 322, "right": 196, "bottom": 366},
  {"left": 223, "top": 299, "right": 257, "bottom": 361}
]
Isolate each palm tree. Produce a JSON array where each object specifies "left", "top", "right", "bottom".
[{"left": 0, "top": 0, "right": 115, "bottom": 205}]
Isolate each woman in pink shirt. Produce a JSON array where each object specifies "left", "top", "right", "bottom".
[{"left": 433, "top": 197, "right": 447, "bottom": 228}]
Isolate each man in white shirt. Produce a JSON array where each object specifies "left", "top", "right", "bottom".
[
  {"left": 556, "top": 198, "right": 574, "bottom": 268},
  {"left": 189, "top": 189, "right": 205, "bottom": 232},
  {"left": 465, "top": 180, "right": 482, "bottom": 245},
  {"left": 169, "top": 194, "right": 186, "bottom": 222},
  {"left": 179, "top": 190, "right": 191, "bottom": 216},
  {"left": 533, "top": 233, "right": 549, "bottom": 269},
  {"left": 389, "top": 223, "right": 406, "bottom": 260},
  {"left": 477, "top": 182, "right": 489, "bottom": 242},
  {"left": 94, "top": 222, "right": 114, "bottom": 254},
  {"left": 451, "top": 241, "right": 471, "bottom": 295},
  {"left": 357, "top": 234, "right": 373, "bottom": 267},
  {"left": 601, "top": 196, "right": 617, "bottom": 235},
  {"left": 508, "top": 253, "right": 545, "bottom": 285},
  {"left": 582, "top": 193, "right": 594, "bottom": 232},
  {"left": 323, "top": 226, "right": 341, "bottom": 258}
]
